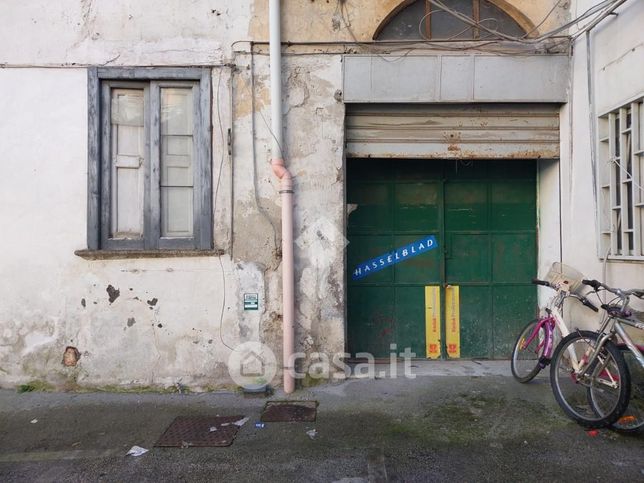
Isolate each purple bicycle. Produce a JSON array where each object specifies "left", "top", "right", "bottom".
[{"left": 511, "top": 263, "right": 599, "bottom": 383}]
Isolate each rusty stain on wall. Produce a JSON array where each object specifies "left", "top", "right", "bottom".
[{"left": 62, "top": 346, "right": 80, "bottom": 367}]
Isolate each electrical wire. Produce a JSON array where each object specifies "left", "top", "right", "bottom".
[
  {"left": 217, "top": 250, "right": 237, "bottom": 351},
  {"left": 247, "top": 51, "right": 279, "bottom": 254},
  {"left": 426, "top": 0, "right": 619, "bottom": 44},
  {"left": 213, "top": 66, "right": 238, "bottom": 352},
  {"left": 570, "top": 0, "right": 628, "bottom": 40},
  {"left": 337, "top": 0, "right": 416, "bottom": 62},
  {"left": 522, "top": 0, "right": 566, "bottom": 38},
  {"left": 330, "top": 0, "right": 571, "bottom": 57},
  {"left": 234, "top": 64, "right": 286, "bottom": 163},
  {"left": 234, "top": 58, "right": 290, "bottom": 196},
  {"left": 213, "top": 68, "right": 225, "bottom": 238}
]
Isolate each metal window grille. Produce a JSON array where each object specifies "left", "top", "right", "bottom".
[{"left": 598, "top": 95, "right": 644, "bottom": 260}]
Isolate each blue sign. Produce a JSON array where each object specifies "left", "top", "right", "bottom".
[{"left": 352, "top": 235, "right": 438, "bottom": 280}]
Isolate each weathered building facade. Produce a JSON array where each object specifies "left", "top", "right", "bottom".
[{"left": 0, "top": 0, "right": 642, "bottom": 390}]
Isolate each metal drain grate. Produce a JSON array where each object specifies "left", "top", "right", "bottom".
[
  {"left": 261, "top": 401, "right": 317, "bottom": 422},
  {"left": 155, "top": 415, "right": 245, "bottom": 448}
]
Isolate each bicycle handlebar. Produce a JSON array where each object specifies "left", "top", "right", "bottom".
[
  {"left": 531, "top": 278, "right": 551, "bottom": 287},
  {"left": 579, "top": 296, "right": 599, "bottom": 312},
  {"left": 582, "top": 279, "right": 644, "bottom": 299},
  {"left": 531, "top": 278, "right": 598, "bottom": 312}
]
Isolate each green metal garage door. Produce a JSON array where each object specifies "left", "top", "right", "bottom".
[{"left": 347, "top": 159, "right": 537, "bottom": 359}]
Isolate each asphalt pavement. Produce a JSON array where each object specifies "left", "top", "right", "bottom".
[{"left": 0, "top": 361, "right": 642, "bottom": 482}]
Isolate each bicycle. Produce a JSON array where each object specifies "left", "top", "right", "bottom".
[
  {"left": 614, "top": 344, "right": 644, "bottom": 432},
  {"left": 511, "top": 263, "right": 599, "bottom": 383},
  {"left": 549, "top": 278, "right": 644, "bottom": 429}
]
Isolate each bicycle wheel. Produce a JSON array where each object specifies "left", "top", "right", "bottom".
[
  {"left": 511, "top": 319, "right": 547, "bottom": 383},
  {"left": 609, "top": 346, "right": 643, "bottom": 433},
  {"left": 550, "top": 330, "right": 630, "bottom": 428}
]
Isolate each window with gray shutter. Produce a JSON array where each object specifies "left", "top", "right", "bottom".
[{"left": 87, "top": 68, "right": 212, "bottom": 251}]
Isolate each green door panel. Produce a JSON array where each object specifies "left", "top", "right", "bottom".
[
  {"left": 347, "top": 183, "right": 392, "bottom": 233},
  {"left": 492, "top": 233, "right": 537, "bottom": 283},
  {"left": 490, "top": 181, "right": 537, "bottom": 230},
  {"left": 393, "top": 233, "right": 442, "bottom": 284},
  {"left": 394, "top": 159, "right": 444, "bottom": 181},
  {"left": 395, "top": 287, "right": 427, "bottom": 357},
  {"left": 458, "top": 286, "right": 493, "bottom": 359},
  {"left": 444, "top": 183, "right": 488, "bottom": 231},
  {"left": 493, "top": 285, "right": 538, "bottom": 357},
  {"left": 393, "top": 182, "right": 441, "bottom": 232},
  {"left": 446, "top": 233, "right": 490, "bottom": 283},
  {"left": 347, "top": 286, "right": 395, "bottom": 357},
  {"left": 347, "top": 159, "right": 537, "bottom": 359}
]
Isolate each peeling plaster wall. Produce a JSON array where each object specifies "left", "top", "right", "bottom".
[
  {"left": 0, "top": 69, "right": 247, "bottom": 390},
  {"left": 230, "top": 53, "right": 346, "bottom": 365},
  {"left": 0, "top": 0, "right": 253, "bottom": 65},
  {"left": 0, "top": 0, "right": 584, "bottom": 390},
  {"left": 0, "top": 0, "right": 261, "bottom": 390},
  {"left": 0, "top": 0, "right": 349, "bottom": 390}
]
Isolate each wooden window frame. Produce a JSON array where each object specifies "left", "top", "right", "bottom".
[{"left": 87, "top": 67, "right": 213, "bottom": 251}]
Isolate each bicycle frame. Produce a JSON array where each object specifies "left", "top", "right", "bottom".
[
  {"left": 522, "top": 291, "right": 574, "bottom": 363},
  {"left": 611, "top": 317, "right": 644, "bottom": 368},
  {"left": 568, "top": 299, "right": 644, "bottom": 383}
]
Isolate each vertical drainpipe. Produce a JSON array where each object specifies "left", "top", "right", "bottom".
[{"left": 269, "top": 0, "right": 295, "bottom": 394}]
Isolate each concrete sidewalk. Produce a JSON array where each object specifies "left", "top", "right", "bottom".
[{"left": 0, "top": 362, "right": 642, "bottom": 482}]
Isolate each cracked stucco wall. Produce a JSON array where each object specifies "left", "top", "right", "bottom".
[{"left": 0, "top": 0, "right": 575, "bottom": 390}]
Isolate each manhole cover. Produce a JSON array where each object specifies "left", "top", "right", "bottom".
[
  {"left": 261, "top": 401, "right": 317, "bottom": 422},
  {"left": 155, "top": 415, "right": 245, "bottom": 447}
]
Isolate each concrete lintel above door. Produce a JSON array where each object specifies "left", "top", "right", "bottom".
[{"left": 343, "top": 54, "right": 570, "bottom": 104}]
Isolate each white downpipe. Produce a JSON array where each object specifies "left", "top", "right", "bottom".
[{"left": 269, "top": 0, "right": 295, "bottom": 394}]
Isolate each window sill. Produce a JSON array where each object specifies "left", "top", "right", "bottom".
[
  {"left": 74, "top": 249, "right": 224, "bottom": 260},
  {"left": 598, "top": 256, "right": 644, "bottom": 263}
]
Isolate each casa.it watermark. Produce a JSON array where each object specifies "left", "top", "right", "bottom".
[{"left": 227, "top": 342, "right": 417, "bottom": 390}]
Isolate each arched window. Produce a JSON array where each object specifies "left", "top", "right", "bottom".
[{"left": 375, "top": 0, "right": 527, "bottom": 41}]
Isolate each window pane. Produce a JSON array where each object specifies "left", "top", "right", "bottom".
[
  {"left": 376, "top": 0, "right": 526, "bottom": 41},
  {"left": 430, "top": 0, "right": 474, "bottom": 40},
  {"left": 377, "top": 1, "right": 426, "bottom": 40},
  {"left": 110, "top": 89, "right": 145, "bottom": 239},
  {"left": 479, "top": 1, "right": 525, "bottom": 38},
  {"left": 160, "top": 87, "right": 194, "bottom": 238}
]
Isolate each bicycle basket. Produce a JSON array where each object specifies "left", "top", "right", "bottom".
[{"left": 543, "top": 262, "right": 585, "bottom": 294}]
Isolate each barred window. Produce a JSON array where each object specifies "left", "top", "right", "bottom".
[{"left": 598, "top": 96, "right": 644, "bottom": 259}]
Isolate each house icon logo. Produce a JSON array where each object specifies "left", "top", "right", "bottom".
[
  {"left": 240, "top": 349, "right": 266, "bottom": 377},
  {"left": 228, "top": 341, "right": 277, "bottom": 390}
]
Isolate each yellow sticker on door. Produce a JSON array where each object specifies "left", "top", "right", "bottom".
[
  {"left": 424, "top": 286, "right": 441, "bottom": 359},
  {"left": 445, "top": 285, "right": 460, "bottom": 358}
]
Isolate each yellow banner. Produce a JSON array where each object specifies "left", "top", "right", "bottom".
[
  {"left": 424, "top": 286, "right": 441, "bottom": 359},
  {"left": 445, "top": 285, "right": 460, "bottom": 358}
]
